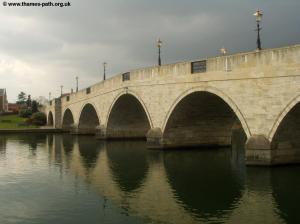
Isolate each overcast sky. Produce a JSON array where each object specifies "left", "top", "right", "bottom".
[{"left": 1, "top": 0, "right": 299, "bottom": 102}]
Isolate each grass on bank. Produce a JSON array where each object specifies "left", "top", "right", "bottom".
[{"left": 0, "top": 114, "right": 37, "bottom": 129}]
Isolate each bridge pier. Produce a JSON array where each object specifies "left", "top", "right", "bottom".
[
  {"left": 70, "top": 123, "right": 97, "bottom": 135},
  {"left": 147, "top": 130, "right": 300, "bottom": 166},
  {"left": 54, "top": 98, "right": 62, "bottom": 129},
  {"left": 63, "top": 124, "right": 76, "bottom": 133},
  {"left": 146, "top": 127, "right": 232, "bottom": 149},
  {"left": 245, "top": 135, "right": 300, "bottom": 166},
  {"left": 245, "top": 135, "right": 273, "bottom": 166},
  {"left": 95, "top": 125, "right": 107, "bottom": 140},
  {"left": 96, "top": 125, "right": 147, "bottom": 140},
  {"left": 62, "top": 124, "right": 76, "bottom": 133},
  {"left": 76, "top": 128, "right": 97, "bottom": 135},
  {"left": 146, "top": 128, "right": 163, "bottom": 149},
  {"left": 146, "top": 128, "right": 230, "bottom": 149},
  {"left": 69, "top": 123, "right": 79, "bottom": 135}
]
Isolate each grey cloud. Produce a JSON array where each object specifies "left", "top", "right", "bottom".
[{"left": 0, "top": 0, "right": 299, "bottom": 101}]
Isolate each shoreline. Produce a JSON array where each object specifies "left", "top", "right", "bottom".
[{"left": 0, "top": 128, "right": 64, "bottom": 133}]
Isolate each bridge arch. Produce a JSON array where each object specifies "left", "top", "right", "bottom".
[
  {"left": 269, "top": 94, "right": 300, "bottom": 141},
  {"left": 78, "top": 103, "right": 100, "bottom": 134},
  {"left": 47, "top": 111, "right": 54, "bottom": 126},
  {"left": 161, "top": 86, "right": 250, "bottom": 148},
  {"left": 269, "top": 94, "right": 300, "bottom": 151},
  {"left": 163, "top": 86, "right": 250, "bottom": 137},
  {"left": 62, "top": 108, "right": 75, "bottom": 130},
  {"left": 106, "top": 90, "right": 152, "bottom": 139}
]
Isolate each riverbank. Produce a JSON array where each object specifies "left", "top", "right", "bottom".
[
  {"left": 0, "top": 114, "right": 63, "bottom": 133},
  {"left": 0, "top": 114, "right": 37, "bottom": 129},
  {"left": 0, "top": 128, "right": 64, "bottom": 133}
]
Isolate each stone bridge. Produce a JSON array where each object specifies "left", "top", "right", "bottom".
[{"left": 44, "top": 44, "right": 300, "bottom": 166}]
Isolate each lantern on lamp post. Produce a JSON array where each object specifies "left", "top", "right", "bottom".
[
  {"left": 253, "top": 9, "right": 263, "bottom": 50},
  {"left": 76, "top": 76, "right": 78, "bottom": 92},
  {"left": 157, "top": 38, "right": 162, "bottom": 66},
  {"left": 103, "top": 62, "right": 107, "bottom": 81}
]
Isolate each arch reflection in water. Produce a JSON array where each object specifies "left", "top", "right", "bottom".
[
  {"left": 77, "top": 136, "right": 103, "bottom": 169},
  {"left": 62, "top": 134, "right": 75, "bottom": 155},
  {"left": 106, "top": 141, "right": 149, "bottom": 193},
  {"left": 0, "top": 135, "right": 6, "bottom": 156},
  {"left": 18, "top": 134, "right": 47, "bottom": 151},
  {"left": 271, "top": 166, "right": 300, "bottom": 223},
  {"left": 47, "top": 134, "right": 54, "bottom": 148},
  {"left": 163, "top": 148, "right": 245, "bottom": 219}
]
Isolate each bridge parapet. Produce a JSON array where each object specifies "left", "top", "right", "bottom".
[
  {"left": 128, "top": 44, "right": 300, "bottom": 81},
  {"left": 54, "top": 44, "right": 300, "bottom": 108},
  {"left": 207, "top": 44, "right": 300, "bottom": 72}
]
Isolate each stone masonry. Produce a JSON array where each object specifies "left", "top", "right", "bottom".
[{"left": 44, "top": 44, "right": 300, "bottom": 166}]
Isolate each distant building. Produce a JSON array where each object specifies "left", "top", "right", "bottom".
[
  {"left": 0, "top": 89, "right": 8, "bottom": 113},
  {"left": 8, "top": 103, "right": 21, "bottom": 113}
]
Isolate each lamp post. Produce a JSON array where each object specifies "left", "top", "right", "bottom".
[
  {"left": 60, "top": 85, "right": 63, "bottom": 96},
  {"left": 253, "top": 9, "right": 263, "bottom": 51},
  {"left": 103, "top": 62, "right": 107, "bottom": 81},
  {"left": 157, "top": 38, "right": 162, "bottom": 66},
  {"left": 76, "top": 76, "right": 78, "bottom": 92},
  {"left": 220, "top": 47, "right": 230, "bottom": 72}
]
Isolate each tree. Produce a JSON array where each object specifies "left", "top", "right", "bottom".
[
  {"left": 30, "top": 112, "right": 46, "bottom": 126},
  {"left": 26, "top": 95, "right": 32, "bottom": 107},
  {"left": 31, "top": 100, "right": 39, "bottom": 113},
  {"left": 17, "top": 92, "right": 27, "bottom": 105},
  {"left": 19, "top": 109, "right": 32, "bottom": 118}
]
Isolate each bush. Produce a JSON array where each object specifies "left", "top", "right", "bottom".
[
  {"left": 19, "top": 109, "right": 33, "bottom": 118},
  {"left": 30, "top": 112, "right": 46, "bottom": 126}
]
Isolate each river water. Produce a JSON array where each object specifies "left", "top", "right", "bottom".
[{"left": 0, "top": 134, "right": 299, "bottom": 224}]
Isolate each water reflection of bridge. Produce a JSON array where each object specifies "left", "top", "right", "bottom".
[
  {"left": 0, "top": 136, "right": 6, "bottom": 156},
  {"left": 44, "top": 134, "right": 296, "bottom": 223}
]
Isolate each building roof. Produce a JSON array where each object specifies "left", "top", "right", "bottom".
[{"left": 0, "top": 89, "right": 6, "bottom": 96}]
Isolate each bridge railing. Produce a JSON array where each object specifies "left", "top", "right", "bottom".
[
  {"left": 55, "top": 44, "right": 300, "bottom": 106},
  {"left": 207, "top": 44, "right": 300, "bottom": 72}
]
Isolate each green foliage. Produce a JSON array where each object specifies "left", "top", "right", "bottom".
[
  {"left": 0, "top": 114, "right": 37, "bottom": 129},
  {"left": 30, "top": 112, "right": 46, "bottom": 126},
  {"left": 31, "top": 100, "right": 39, "bottom": 113},
  {"left": 17, "top": 91, "right": 27, "bottom": 105},
  {"left": 19, "top": 109, "right": 33, "bottom": 118},
  {"left": 26, "top": 95, "right": 32, "bottom": 107}
]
